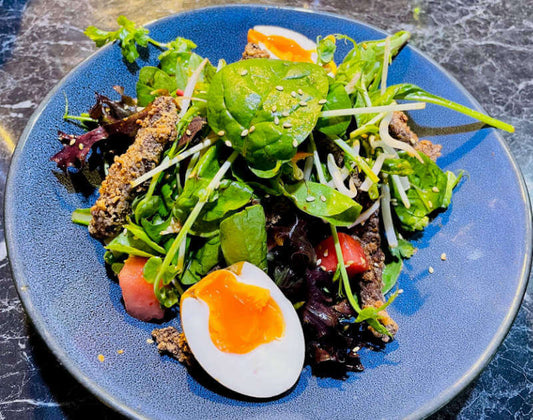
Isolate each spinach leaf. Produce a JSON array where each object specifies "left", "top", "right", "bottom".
[
  {"left": 316, "top": 82, "right": 352, "bottom": 136},
  {"left": 143, "top": 256, "right": 179, "bottom": 285},
  {"left": 381, "top": 83, "right": 514, "bottom": 133},
  {"left": 158, "top": 37, "right": 197, "bottom": 77},
  {"left": 133, "top": 195, "right": 164, "bottom": 223},
  {"left": 136, "top": 66, "right": 177, "bottom": 106},
  {"left": 382, "top": 238, "right": 415, "bottom": 294},
  {"left": 392, "top": 152, "right": 461, "bottom": 231},
  {"left": 283, "top": 181, "right": 362, "bottom": 226},
  {"left": 124, "top": 221, "right": 166, "bottom": 254},
  {"left": 141, "top": 214, "right": 172, "bottom": 243},
  {"left": 207, "top": 59, "right": 329, "bottom": 171},
  {"left": 382, "top": 157, "right": 414, "bottom": 176},
  {"left": 391, "top": 238, "right": 416, "bottom": 259},
  {"left": 201, "top": 179, "right": 254, "bottom": 222},
  {"left": 316, "top": 36, "right": 336, "bottom": 65},
  {"left": 219, "top": 205, "right": 267, "bottom": 270},
  {"left": 335, "top": 31, "right": 410, "bottom": 92},
  {"left": 382, "top": 260, "right": 402, "bottom": 295},
  {"left": 106, "top": 230, "right": 157, "bottom": 258},
  {"left": 172, "top": 146, "right": 219, "bottom": 223},
  {"left": 181, "top": 236, "right": 221, "bottom": 285}
]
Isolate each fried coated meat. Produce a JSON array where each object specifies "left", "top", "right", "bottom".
[
  {"left": 352, "top": 209, "right": 399, "bottom": 340},
  {"left": 389, "top": 111, "right": 441, "bottom": 161},
  {"left": 88, "top": 96, "right": 178, "bottom": 239},
  {"left": 242, "top": 42, "right": 271, "bottom": 60},
  {"left": 152, "top": 326, "right": 193, "bottom": 365}
]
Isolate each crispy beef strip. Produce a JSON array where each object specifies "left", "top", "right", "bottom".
[
  {"left": 152, "top": 327, "right": 193, "bottom": 366},
  {"left": 89, "top": 96, "right": 179, "bottom": 239},
  {"left": 389, "top": 111, "right": 442, "bottom": 161},
  {"left": 242, "top": 43, "right": 271, "bottom": 60},
  {"left": 351, "top": 210, "right": 399, "bottom": 341}
]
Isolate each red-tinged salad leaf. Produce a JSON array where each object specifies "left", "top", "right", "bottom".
[
  {"left": 301, "top": 268, "right": 364, "bottom": 378},
  {"left": 88, "top": 86, "right": 137, "bottom": 124},
  {"left": 51, "top": 105, "right": 150, "bottom": 170}
]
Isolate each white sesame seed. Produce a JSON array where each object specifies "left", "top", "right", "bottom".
[
  {"left": 428, "top": 200, "right": 433, "bottom": 208},
  {"left": 306, "top": 196, "right": 316, "bottom": 202},
  {"left": 318, "top": 99, "right": 327, "bottom": 105},
  {"left": 291, "top": 91, "right": 297, "bottom": 98},
  {"left": 346, "top": 260, "right": 355, "bottom": 266},
  {"left": 398, "top": 289, "right": 404, "bottom": 294},
  {"left": 274, "top": 116, "right": 280, "bottom": 125},
  {"left": 316, "top": 258, "right": 322, "bottom": 265},
  {"left": 276, "top": 85, "right": 284, "bottom": 91},
  {"left": 282, "top": 111, "right": 290, "bottom": 117},
  {"left": 320, "top": 195, "right": 327, "bottom": 202},
  {"left": 78, "top": 144, "right": 84, "bottom": 150},
  {"left": 186, "top": 129, "right": 192, "bottom": 136},
  {"left": 217, "top": 130, "right": 225, "bottom": 136},
  {"left": 299, "top": 101, "right": 307, "bottom": 107},
  {"left": 241, "top": 129, "right": 249, "bottom": 137},
  {"left": 323, "top": 249, "right": 329, "bottom": 257},
  {"left": 298, "top": 88, "right": 304, "bottom": 95},
  {"left": 146, "top": 338, "right": 154, "bottom": 344},
  {"left": 320, "top": 265, "right": 327, "bottom": 271},
  {"left": 249, "top": 125, "right": 256, "bottom": 133},
  {"left": 240, "top": 69, "right": 248, "bottom": 76},
  {"left": 225, "top": 140, "right": 232, "bottom": 147},
  {"left": 352, "top": 346, "right": 360, "bottom": 352},
  {"left": 428, "top": 266, "right": 434, "bottom": 274},
  {"left": 292, "top": 139, "right": 298, "bottom": 147},
  {"left": 432, "top": 186, "right": 440, "bottom": 193},
  {"left": 69, "top": 139, "right": 76, "bottom": 146},
  {"left": 272, "top": 105, "right": 277, "bottom": 112},
  {"left": 441, "top": 253, "right": 447, "bottom": 261},
  {"left": 284, "top": 122, "right": 293, "bottom": 129}
]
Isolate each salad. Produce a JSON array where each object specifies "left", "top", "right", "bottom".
[{"left": 51, "top": 17, "right": 513, "bottom": 398}]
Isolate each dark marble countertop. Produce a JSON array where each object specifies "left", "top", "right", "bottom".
[{"left": 0, "top": 0, "right": 531, "bottom": 418}]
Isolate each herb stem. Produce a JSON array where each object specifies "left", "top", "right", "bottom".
[
  {"left": 309, "top": 134, "right": 327, "bottom": 184},
  {"left": 71, "top": 208, "right": 92, "bottom": 226},
  {"left": 147, "top": 38, "right": 169, "bottom": 49},
  {"left": 330, "top": 224, "right": 361, "bottom": 313},
  {"left": 333, "top": 137, "right": 379, "bottom": 183},
  {"left": 131, "top": 135, "right": 218, "bottom": 187},
  {"left": 349, "top": 112, "right": 386, "bottom": 139}
]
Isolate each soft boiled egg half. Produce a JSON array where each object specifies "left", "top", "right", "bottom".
[
  {"left": 247, "top": 25, "right": 318, "bottom": 63},
  {"left": 180, "top": 261, "right": 305, "bottom": 398}
]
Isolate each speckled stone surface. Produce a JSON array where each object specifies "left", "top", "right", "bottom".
[{"left": 0, "top": 0, "right": 531, "bottom": 419}]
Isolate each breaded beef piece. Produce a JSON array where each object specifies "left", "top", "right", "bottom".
[
  {"left": 389, "top": 111, "right": 442, "bottom": 161},
  {"left": 151, "top": 327, "right": 193, "bottom": 365},
  {"left": 89, "top": 96, "right": 178, "bottom": 239},
  {"left": 242, "top": 42, "right": 271, "bottom": 60},
  {"left": 352, "top": 209, "right": 399, "bottom": 341}
]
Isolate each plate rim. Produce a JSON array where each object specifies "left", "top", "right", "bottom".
[{"left": 4, "top": 4, "right": 532, "bottom": 420}]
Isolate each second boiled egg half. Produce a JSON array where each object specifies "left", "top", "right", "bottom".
[{"left": 247, "top": 25, "right": 318, "bottom": 63}]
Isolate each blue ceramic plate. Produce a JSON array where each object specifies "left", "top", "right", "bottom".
[{"left": 5, "top": 5, "right": 532, "bottom": 420}]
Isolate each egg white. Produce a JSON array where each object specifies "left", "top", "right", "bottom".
[
  {"left": 252, "top": 25, "right": 318, "bottom": 63},
  {"left": 181, "top": 262, "right": 305, "bottom": 398}
]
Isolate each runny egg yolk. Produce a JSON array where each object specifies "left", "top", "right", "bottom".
[
  {"left": 181, "top": 269, "right": 285, "bottom": 354},
  {"left": 248, "top": 29, "right": 314, "bottom": 63}
]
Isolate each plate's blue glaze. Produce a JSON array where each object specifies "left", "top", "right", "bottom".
[{"left": 5, "top": 5, "right": 531, "bottom": 420}]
